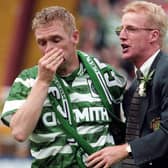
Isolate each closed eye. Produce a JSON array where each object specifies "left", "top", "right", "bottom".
[
  {"left": 37, "top": 39, "right": 47, "bottom": 46},
  {"left": 50, "top": 36, "right": 62, "bottom": 43}
]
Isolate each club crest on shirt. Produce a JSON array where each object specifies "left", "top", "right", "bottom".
[{"left": 150, "top": 117, "right": 160, "bottom": 131}]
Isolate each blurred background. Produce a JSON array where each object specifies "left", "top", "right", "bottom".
[{"left": 0, "top": 0, "right": 168, "bottom": 167}]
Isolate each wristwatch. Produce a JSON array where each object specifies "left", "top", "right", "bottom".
[{"left": 126, "top": 143, "right": 132, "bottom": 156}]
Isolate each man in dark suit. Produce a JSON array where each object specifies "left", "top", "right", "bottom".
[{"left": 86, "top": 1, "right": 168, "bottom": 168}]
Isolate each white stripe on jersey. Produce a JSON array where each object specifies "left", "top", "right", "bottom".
[
  {"left": 31, "top": 145, "right": 72, "bottom": 159},
  {"left": 70, "top": 93, "right": 101, "bottom": 102},
  {"left": 15, "top": 77, "right": 36, "bottom": 88},
  {"left": 30, "top": 132, "right": 65, "bottom": 143},
  {"left": 72, "top": 77, "right": 89, "bottom": 87},
  {"left": 2, "top": 100, "right": 26, "bottom": 112},
  {"left": 77, "top": 125, "right": 108, "bottom": 134},
  {"left": 91, "top": 134, "right": 114, "bottom": 147}
]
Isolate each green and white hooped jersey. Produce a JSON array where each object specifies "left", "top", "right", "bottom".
[{"left": 1, "top": 53, "right": 126, "bottom": 168}]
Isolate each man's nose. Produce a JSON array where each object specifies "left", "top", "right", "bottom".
[
  {"left": 119, "top": 28, "right": 128, "bottom": 39},
  {"left": 45, "top": 41, "right": 55, "bottom": 53}
]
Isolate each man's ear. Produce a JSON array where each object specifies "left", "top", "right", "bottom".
[
  {"left": 71, "top": 30, "right": 79, "bottom": 44},
  {"left": 150, "top": 29, "right": 160, "bottom": 43}
]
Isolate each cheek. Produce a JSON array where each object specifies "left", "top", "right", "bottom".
[
  {"left": 62, "top": 40, "right": 73, "bottom": 50},
  {"left": 63, "top": 44, "right": 75, "bottom": 59},
  {"left": 129, "top": 37, "right": 144, "bottom": 52},
  {"left": 56, "top": 40, "right": 69, "bottom": 49},
  {"left": 134, "top": 40, "right": 146, "bottom": 52}
]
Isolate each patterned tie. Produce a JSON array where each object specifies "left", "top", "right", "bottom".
[{"left": 122, "top": 69, "right": 143, "bottom": 168}]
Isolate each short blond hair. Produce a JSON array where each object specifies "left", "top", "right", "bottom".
[
  {"left": 32, "top": 6, "right": 76, "bottom": 34},
  {"left": 123, "top": 1, "right": 168, "bottom": 45}
]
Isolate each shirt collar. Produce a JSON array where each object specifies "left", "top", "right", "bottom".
[{"left": 136, "top": 49, "right": 160, "bottom": 76}]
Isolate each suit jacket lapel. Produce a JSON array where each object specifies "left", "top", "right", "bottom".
[{"left": 139, "top": 51, "right": 161, "bottom": 130}]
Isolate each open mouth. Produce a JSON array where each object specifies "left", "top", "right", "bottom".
[{"left": 121, "top": 44, "right": 130, "bottom": 53}]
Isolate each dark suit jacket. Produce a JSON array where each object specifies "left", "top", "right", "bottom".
[{"left": 123, "top": 51, "right": 168, "bottom": 168}]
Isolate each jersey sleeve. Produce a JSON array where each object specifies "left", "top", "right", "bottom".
[{"left": 1, "top": 67, "right": 37, "bottom": 126}]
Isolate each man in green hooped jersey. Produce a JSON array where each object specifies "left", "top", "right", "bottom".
[{"left": 1, "top": 6, "right": 126, "bottom": 168}]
